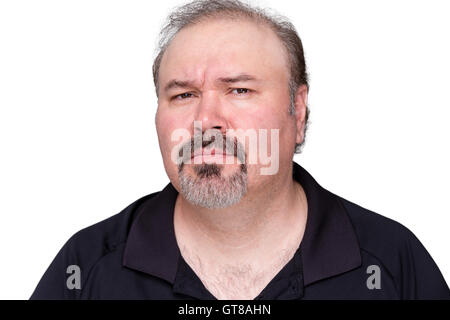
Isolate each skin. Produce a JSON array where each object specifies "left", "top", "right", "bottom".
[{"left": 155, "top": 17, "right": 309, "bottom": 299}]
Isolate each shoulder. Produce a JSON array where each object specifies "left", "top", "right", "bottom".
[
  {"left": 64, "top": 191, "right": 160, "bottom": 264},
  {"left": 30, "top": 191, "right": 161, "bottom": 299},
  {"left": 335, "top": 194, "right": 449, "bottom": 299},
  {"left": 336, "top": 195, "right": 415, "bottom": 254}
]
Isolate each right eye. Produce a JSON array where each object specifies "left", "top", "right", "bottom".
[{"left": 172, "top": 92, "right": 194, "bottom": 100}]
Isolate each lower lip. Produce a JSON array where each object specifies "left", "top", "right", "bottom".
[{"left": 191, "top": 154, "right": 236, "bottom": 164}]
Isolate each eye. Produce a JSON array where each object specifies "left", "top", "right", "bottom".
[
  {"left": 231, "top": 88, "right": 252, "bottom": 95},
  {"left": 172, "top": 92, "right": 194, "bottom": 100}
]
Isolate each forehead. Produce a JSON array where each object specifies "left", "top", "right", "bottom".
[{"left": 158, "top": 18, "right": 290, "bottom": 87}]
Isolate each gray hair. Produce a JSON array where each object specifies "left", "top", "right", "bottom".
[{"left": 152, "top": 0, "right": 310, "bottom": 154}]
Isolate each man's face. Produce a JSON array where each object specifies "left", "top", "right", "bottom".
[{"left": 155, "top": 18, "right": 303, "bottom": 208}]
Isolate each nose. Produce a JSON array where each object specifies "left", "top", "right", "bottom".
[{"left": 193, "top": 90, "right": 228, "bottom": 136}]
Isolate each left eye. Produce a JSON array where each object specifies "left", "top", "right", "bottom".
[{"left": 231, "top": 88, "right": 251, "bottom": 95}]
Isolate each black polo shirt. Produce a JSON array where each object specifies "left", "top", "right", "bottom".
[{"left": 30, "top": 162, "right": 450, "bottom": 299}]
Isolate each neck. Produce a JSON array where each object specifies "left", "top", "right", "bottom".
[{"left": 173, "top": 163, "right": 308, "bottom": 264}]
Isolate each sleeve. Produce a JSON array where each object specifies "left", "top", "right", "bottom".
[
  {"left": 29, "top": 235, "right": 84, "bottom": 300},
  {"left": 399, "top": 227, "right": 450, "bottom": 299}
]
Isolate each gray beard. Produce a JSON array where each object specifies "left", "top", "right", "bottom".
[{"left": 178, "top": 163, "right": 248, "bottom": 209}]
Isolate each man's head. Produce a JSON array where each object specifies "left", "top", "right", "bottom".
[{"left": 153, "top": 0, "right": 309, "bottom": 208}]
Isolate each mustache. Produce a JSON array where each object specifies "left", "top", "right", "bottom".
[{"left": 178, "top": 131, "right": 246, "bottom": 165}]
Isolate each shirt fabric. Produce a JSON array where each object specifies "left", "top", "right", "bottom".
[{"left": 30, "top": 162, "right": 450, "bottom": 299}]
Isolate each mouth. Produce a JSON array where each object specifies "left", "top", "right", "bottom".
[{"left": 190, "top": 148, "right": 236, "bottom": 163}]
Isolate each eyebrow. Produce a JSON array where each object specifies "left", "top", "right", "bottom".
[
  {"left": 163, "top": 79, "right": 195, "bottom": 93},
  {"left": 163, "top": 73, "right": 259, "bottom": 93},
  {"left": 216, "top": 73, "right": 258, "bottom": 84}
]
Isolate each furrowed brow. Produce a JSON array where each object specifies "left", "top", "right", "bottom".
[
  {"left": 163, "top": 74, "right": 259, "bottom": 93},
  {"left": 164, "top": 79, "right": 197, "bottom": 93},
  {"left": 216, "top": 74, "right": 259, "bottom": 84}
]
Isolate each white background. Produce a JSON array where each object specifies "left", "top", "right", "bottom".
[{"left": 0, "top": 0, "right": 449, "bottom": 299}]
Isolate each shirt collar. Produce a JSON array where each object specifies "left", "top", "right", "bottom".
[{"left": 122, "top": 161, "right": 362, "bottom": 287}]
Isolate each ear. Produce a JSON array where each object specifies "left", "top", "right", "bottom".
[{"left": 294, "top": 84, "right": 308, "bottom": 145}]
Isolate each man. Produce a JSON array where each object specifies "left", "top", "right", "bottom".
[{"left": 31, "top": 0, "right": 449, "bottom": 299}]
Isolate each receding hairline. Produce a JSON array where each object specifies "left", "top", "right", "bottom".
[{"left": 157, "top": 14, "right": 292, "bottom": 93}]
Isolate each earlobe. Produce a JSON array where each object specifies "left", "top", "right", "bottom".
[{"left": 296, "top": 125, "right": 304, "bottom": 145}]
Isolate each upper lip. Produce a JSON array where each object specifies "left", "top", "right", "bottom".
[{"left": 191, "top": 148, "right": 234, "bottom": 159}]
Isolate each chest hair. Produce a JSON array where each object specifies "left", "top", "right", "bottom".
[{"left": 180, "top": 245, "right": 298, "bottom": 300}]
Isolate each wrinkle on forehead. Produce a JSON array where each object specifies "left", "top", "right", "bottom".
[{"left": 158, "top": 17, "right": 290, "bottom": 92}]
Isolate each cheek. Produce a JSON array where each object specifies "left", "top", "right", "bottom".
[
  {"left": 156, "top": 108, "right": 194, "bottom": 171},
  {"left": 156, "top": 111, "right": 180, "bottom": 159},
  {"left": 155, "top": 111, "right": 183, "bottom": 186},
  {"left": 246, "top": 103, "right": 295, "bottom": 160},
  {"left": 242, "top": 103, "right": 288, "bottom": 136}
]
